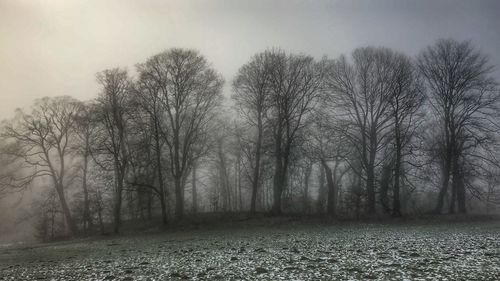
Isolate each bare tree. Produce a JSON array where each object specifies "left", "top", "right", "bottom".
[
  {"left": 232, "top": 52, "right": 272, "bottom": 214},
  {"left": 231, "top": 122, "right": 246, "bottom": 211},
  {"left": 72, "top": 101, "right": 100, "bottom": 232},
  {"left": 0, "top": 96, "right": 81, "bottom": 234},
  {"left": 125, "top": 104, "right": 161, "bottom": 222},
  {"left": 95, "top": 68, "right": 132, "bottom": 233},
  {"left": 307, "top": 109, "right": 350, "bottom": 217},
  {"left": 386, "top": 52, "right": 425, "bottom": 216},
  {"left": 265, "top": 49, "right": 325, "bottom": 215},
  {"left": 189, "top": 128, "right": 213, "bottom": 214},
  {"left": 484, "top": 167, "right": 500, "bottom": 214},
  {"left": 137, "top": 49, "right": 223, "bottom": 220},
  {"left": 191, "top": 160, "right": 198, "bottom": 214},
  {"left": 417, "top": 39, "right": 500, "bottom": 214},
  {"left": 325, "top": 47, "right": 399, "bottom": 214},
  {"left": 133, "top": 69, "right": 169, "bottom": 224},
  {"left": 215, "top": 129, "right": 232, "bottom": 211}
]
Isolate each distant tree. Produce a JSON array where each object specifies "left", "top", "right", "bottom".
[
  {"left": 72, "top": 101, "right": 100, "bottom": 232},
  {"left": 95, "top": 68, "right": 132, "bottom": 233},
  {"left": 306, "top": 109, "right": 350, "bottom": 217},
  {"left": 189, "top": 126, "right": 213, "bottom": 214},
  {"left": 293, "top": 151, "right": 313, "bottom": 214},
  {"left": 315, "top": 163, "right": 327, "bottom": 213},
  {"left": 484, "top": 167, "right": 500, "bottom": 214},
  {"left": 0, "top": 96, "right": 81, "bottom": 235},
  {"left": 214, "top": 124, "right": 233, "bottom": 211},
  {"left": 230, "top": 122, "right": 246, "bottom": 212},
  {"left": 417, "top": 39, "right": 500, "bottom": 214},
  {"left": 34, "top": 189, "right": 66, "bottom": 242},
  {"left": 125, "top": 104, "right": 159, "bottom": 221}
]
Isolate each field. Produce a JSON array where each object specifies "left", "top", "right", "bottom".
[{"left": 1, "top": 218, "right": 499, "bottom": 280}]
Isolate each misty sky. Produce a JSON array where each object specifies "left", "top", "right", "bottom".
[{"left": 0, "top": 0, "right": 499, "bottom": 121}]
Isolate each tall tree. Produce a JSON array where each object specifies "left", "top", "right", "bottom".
[
  {"left": 417, "top": 39, "right": 499, "bottom": 214},
  {"left": 137, "top": 49, "right": 223, "bottom": 220},
  {"left": 72, "top": 101, "right": 100, "bottom": 232},
  {"left": 266, "top": 49, "right": 325, "bottom": 215},
  {"left": 133, "top": 70, "right": 169, "bottom": 225},
  {"left": 325, "top": 47, "right": 398, "bottom": 214},
  {"left": 125, "top": 101, "right": 162, "bottom": 222},
  {"left": 1, "top": 96, "right": 81, "bottom": 234},
  {"left": 232, "top": 51, "right": 272, "bottom": 214},
  {"left": 95, "top": 68, "right": 131, "bottom": 233},
  {"left": 386, "top": 52, "right": 425, "bottom": 216}
]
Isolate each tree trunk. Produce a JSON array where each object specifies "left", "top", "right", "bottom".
[
  {"left": 355, "top": 193, "right": 361, "bottom": 219},
  {"left": 250, "top": 117, "right": 263, "bottom": 214},
  {"left": 366, "top": 165, "right": 376, "bottom": 214},
  {"left": 192, "top": 162, "right": 197, "bottom": 214},
  {"left": 127, "top": 189, "right": 135, "bottom": 220},
  {"left": 456, "top": 176, "right": 466, "bottom": 214},
  {"left": 113, "top": 171, "right": 123, "bottom": 234},
  {"left": 453, "top": 156, "right": 467, "bottom": 214},
  {"left": 321, "top": 159, "right": 336, "bottom": 217},
  {"left": 97, "top": 206, "right": 105, "bottom": 235},
  {"left": 217, "top": 140, "right": 231, "bottom": 212},
  {"left": 366, "top": 138, "right": 377, "bottom": 214},
  {"left": 435, "top": 155, "right": 451, "bottom": 214},
  {"left": 55, "top": 183, "right": 78, "bottom": 235},
  {"left": 380, "top": 163, "right": 392, "bottom": 214},
  {"left": 147, "top": 189, "right": 153, "bottom": 220},
  {"left": 95, "top": 189, "right": 105, "bottom": 234},
  {"left": 272, "top": 135, "right": 291, "bottom": 216},
  {"left": 449, "top": 179, "right": 457, "bottom": 214},
  {"left": 392, "top": 144, "right": 402, "bottom": 217},
  {"left": 316, "top": 165, "right": 326, "bottom": 213},
  {"left": 272, "top": 157, "right": 285, "bottom": 215},
  {"left": 154, "top": 121, "right": 168, "bottom": 225},
  {"left": 225, "top": 168, "right": 232, "bottom": 212},
  {"left": 175, "top": 176, "right": 184, "bottom": 220},
  {"left": 238, "top": 158, "right": 242, "bottom": 211},
  {"left": 158, "top": 191, "right": 168, "bottom": 225},
  {"left": 138, "top": 187, "right": 145, "bottom": 220},
  {"left": 303, "top": 163, "right": 312, "bottom": 214},
  {"left": 250, "top": 163, "right": 260, "bottom": 214},
  {"left": 82, "top": 150, "right": 92, "bottom": 232}
]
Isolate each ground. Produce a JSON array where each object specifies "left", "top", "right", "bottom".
[{"left": 0, "top": 218, "right": 499, "bottom": 280}]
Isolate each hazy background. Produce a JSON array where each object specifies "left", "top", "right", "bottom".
[
  {"left": 0, "top": 0, "right": 499, "bottom": 244},
  {"left": 1, "top": 0, "right": 499, "bottom": 121}
]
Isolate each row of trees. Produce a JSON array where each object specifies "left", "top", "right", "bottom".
[{"left": 1, "top": 39, "right": 499, "bottom": 238}]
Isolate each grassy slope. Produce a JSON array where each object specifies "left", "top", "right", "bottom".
[{"left": 0, "top": 218, "right": 499, "bottom": 280}]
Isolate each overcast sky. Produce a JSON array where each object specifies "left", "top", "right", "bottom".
[{"left": 0, "top": 0, "right": 499, "bottom": 120}]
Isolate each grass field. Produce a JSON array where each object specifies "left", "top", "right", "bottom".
[{"left": 1, "top": 218, "right": 499, "bottom": 280}]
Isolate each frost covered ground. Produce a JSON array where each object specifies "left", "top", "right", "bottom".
[{"left": 0, "top": 219, "right": 499, "bottom": 280}]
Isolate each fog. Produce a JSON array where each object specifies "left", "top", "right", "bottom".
[
  {"left": 0, "top": 3, "right": 500, "bottom": 279},
  {"left": 1, "top": 0, "right": 499, "bottom": 122}
]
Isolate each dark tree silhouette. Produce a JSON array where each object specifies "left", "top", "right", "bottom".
[
  {"left": 95, "top": 68, "right": 132, "bottom": 233},
  {"left": 265, "top": 49, "right": 325, "bottom": 215},
  {"left": 232, "top": 51, "right": 272, "bottom": 214},
  {"left": 137, "top": 49, "right": 223, "bottom": 220},
  {"left": 1, "top": 96, "right": 81, "bottom": 234},
  {"left": 418, "top": 39, "right": 500, "bottom": 214},
  {"left": 325, "top": 47, "right": 396, "bottom": 214}
]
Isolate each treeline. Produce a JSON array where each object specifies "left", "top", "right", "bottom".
[{"left": 1, "top": 39, "right": 499, "bottom": 240}]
